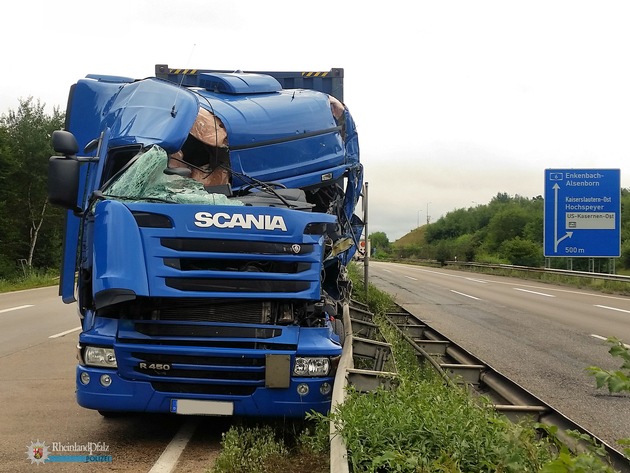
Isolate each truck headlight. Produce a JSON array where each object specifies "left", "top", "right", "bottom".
[
  {"left": 83, "top": 346, "right": 117, "bottom": 369},
  {"left": 293, "top": 357, "right": 330, "bottom": 377}
]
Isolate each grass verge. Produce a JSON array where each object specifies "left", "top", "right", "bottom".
[
  {"left": 210, "top": 420, "right": 329, "bottom": 473},
  {"left": 0, "top": 270, "right": 59, "bottom": 293}
]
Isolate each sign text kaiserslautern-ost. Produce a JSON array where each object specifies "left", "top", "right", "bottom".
[{"left": 544, "top": 169, "right": 620, "bottom": 257}]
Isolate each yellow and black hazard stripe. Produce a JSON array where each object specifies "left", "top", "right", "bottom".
[
  {"left": 301, "top": 71, "right": 329, "bottom": 78},
  {"left": 169, "top": 69, "right": 199, "bottom": 75}
]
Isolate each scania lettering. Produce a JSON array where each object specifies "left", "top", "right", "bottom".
[
  {"left": 47, "top": 65, "right": 363, "bottom": 418},
  {"left": 194, "top": 212, "right": 288, "bottom": 231}
]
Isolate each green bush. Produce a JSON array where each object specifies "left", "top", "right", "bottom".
[
  {"left": 332, "top": 381, "right": 555, "bottom": 472},
  {"left": 586, "top": 337, "right": 630, "bottom": 394},
  {"left": 499, "top": 237, "right": 544, "bottom": 267},
  {"left": 212, "top": 425, "right": 288, "bottom": 473}
]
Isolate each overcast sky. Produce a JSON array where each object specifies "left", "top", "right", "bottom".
[{"left": 2, "top": 0, "right": 630, "bottom": 240}]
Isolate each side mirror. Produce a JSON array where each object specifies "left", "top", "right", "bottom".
[
  {"left": 48, "top": 156, "right": 81, "bottom": 211},
  {"left": 52, "top": 130, "right": 79, "bottom": 156},
  {"left": 49, "top": 129, "right": 81, "bottom": 212}
]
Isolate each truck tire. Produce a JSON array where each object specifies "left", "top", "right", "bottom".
[{"left": 333, "top": 318, "right": 345, "bottom": 346}]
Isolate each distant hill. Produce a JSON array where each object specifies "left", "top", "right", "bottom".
[{"left": 393, "top": 226, "right": 426, "bottom": 247}]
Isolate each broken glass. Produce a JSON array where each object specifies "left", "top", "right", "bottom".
[{"left": 104, "top": 145, "right": 243, "bottom": 206}]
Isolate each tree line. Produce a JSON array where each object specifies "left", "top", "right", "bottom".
[
  {"left": 371, "top": 190, "right": 630, "bottom": 272},
  {"left": 2, "top": 98, "right": 629, "bottom": 279},
  {"left": 0, "top": 99, "right": 65, "bottom": 279}
]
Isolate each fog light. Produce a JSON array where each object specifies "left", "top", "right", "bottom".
[
  {"left": 100, "top": 374, "right": 112, "bottom": 387},
  {"left": 320, "top": 382, "right": 332, "bottom": 396},
  {"left": 297, "top": 383, "right": 309, "bottom": 396},
  {"left": 80, "top": 372, "right": 90, "bottom": 385}
]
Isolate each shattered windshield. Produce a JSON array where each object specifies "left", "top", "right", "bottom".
[{"left": 103, "top": 146, "right": 243, "bottom": 206}]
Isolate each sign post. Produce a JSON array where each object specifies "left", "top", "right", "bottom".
[{"left": 544, "top": 169, "right": 620, "bottom": 258}]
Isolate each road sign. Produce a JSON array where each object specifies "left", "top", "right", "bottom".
[{"left": 544, "top": 169, "right": 620, "bottom": 257}]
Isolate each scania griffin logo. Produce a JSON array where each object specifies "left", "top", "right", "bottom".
[{"left": 194, "top": 212, "right": 288, "bottom": 231}]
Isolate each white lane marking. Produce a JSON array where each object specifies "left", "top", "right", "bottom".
[
  {"left": 514, "top": 288, "right": 555, "bottom": 298},
  {"left": 465, "top": 277, "right": 488, "bottom": 283},
  {"left": 594, "top": 305, "right": 630, "bottom": 315},
  {"left": 149, "top": 419, "right": 198, "bottom": 473},
  {"left": 404, "top": 276, "right": 418, "bottom": 281},
  {"left": 0, "top": 304, "right": 34, "bottom": 314},
  {"left": 450, "top": 290, "right": 481, "bottom": 301},
  {"left": 408, "top": 267, "right": 466, "bottom": 279},
  {"left": 49, "top": 327, "right": 82, "bottom": 339},
  {"left": 376, "top": 262, "right": 630, "bottom": 302},
  {"left": 591, "top": 333, "right": 630, "bottom": 349},
  {"left": 382, "top": 269, "right": 392, "bottom": 273}
]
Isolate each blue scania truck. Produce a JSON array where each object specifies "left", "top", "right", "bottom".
[{"left": 47, "top": 65, "right": 363, "bottom": 417}]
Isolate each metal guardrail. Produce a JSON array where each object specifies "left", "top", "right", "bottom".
[
  {"left": 420, "top": 259, "right": 630, "bottom": 283},
  {"left": 385, "top": 308, "right": 630, "bottom": 472},
  {"left": 329, "top": 302, "right": 397, "bottom": 473},
  {"left": 329, "top": 303, "right": 352, "bottom": 473},
  {"left": 330, "top": 300, "right": 630, "bottom": 473}
]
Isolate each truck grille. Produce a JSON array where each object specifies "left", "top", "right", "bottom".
[
  {"left": 134, "top": 322, "right": 280, "bottom": 339},
  {"left": 116, "top": 321, "right": 299, "bottom": 397},
  {"left": 156, "top": 299, "right": 269, "bottom": 324},
  {"left": 133, "top": 352, "right": 265, "bottom": 367},
  {"left": 121, "top": 342, "right": 270, "bottom": 396},
  {"left": 165, "top": 278, "right": 309, "bottom": 293},
  {"left": 151, "top": 382, "right": 257, "bottom": 396},
  {"left": 159, "top": 237, "right": 320, "bottom": 296},
  {"left": 161, "top": 238, "right": 314, "bottom": 254}
]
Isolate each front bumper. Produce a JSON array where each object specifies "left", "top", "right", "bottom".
[{"left": 76, "top": 366, "right": 334, "bottom": 417}]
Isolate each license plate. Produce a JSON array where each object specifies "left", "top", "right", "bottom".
[{"left": 170, "top": 399, "right": 234, "bottom": 416}]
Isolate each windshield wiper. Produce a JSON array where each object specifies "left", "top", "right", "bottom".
[
  {"left": 167, "top": 153, "right": 296, "bottom": 209},
  {"left": 224, "top": 165, "right": 295, "bottom": 209}
]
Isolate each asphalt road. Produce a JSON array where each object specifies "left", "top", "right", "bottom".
[
  {"left": 0, "top": 286, "right": 227, "bottom": 473},
  {"left": 366, "top": 261, "right": 630, "bottom": 453},
  {"left": 4, "top": 271, "right": 630, "bottom": 470}
]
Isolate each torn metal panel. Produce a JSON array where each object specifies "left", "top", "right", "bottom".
[{"left": 168, "top": 107, "right": 231, "bottom": 188}]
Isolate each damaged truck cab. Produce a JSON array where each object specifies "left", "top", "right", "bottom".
[{"left": 48, "top": 66, "right": 363, "bottom": 417}]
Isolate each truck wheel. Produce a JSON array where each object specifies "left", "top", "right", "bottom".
[{"left": 333, "top": 318, "right": 345, "bottom": 346}]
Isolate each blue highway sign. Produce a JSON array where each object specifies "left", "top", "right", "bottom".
[{"left": 544, "top": 169, "right": 620, "bottom": 257}]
